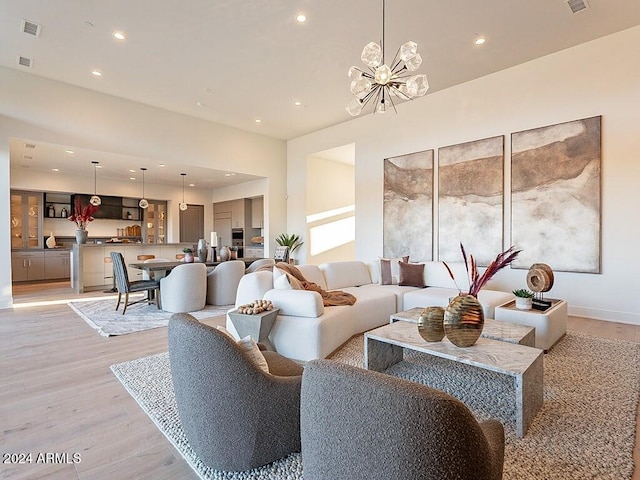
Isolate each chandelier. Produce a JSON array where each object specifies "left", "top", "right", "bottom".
[
  {"left": 179, "top": 173, "right": 188, "bottom": 211},
  {"left": 139, "top": 167, "right": 149, "bottom": 209},
  {"left": 346, "top": 0, "right": 429, "bottom": 116},
  {"left": 89, "top": 161, "right": 101, "bottom": 206}
]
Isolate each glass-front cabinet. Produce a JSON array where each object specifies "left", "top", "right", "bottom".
[
  {"left": 10, "top": 191, "right": 43, "bottom": 249},
  {"left": 143, "top": 201, "right": 167, "bottom": 244}
]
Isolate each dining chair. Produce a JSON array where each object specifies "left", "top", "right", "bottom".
[{"left": 110, "top": 252, "right": 160, "bottom": 314}]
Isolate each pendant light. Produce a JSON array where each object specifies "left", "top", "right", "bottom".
[
  {"left": 179, "top": 173, "right": 188, "bottom": 211},
  {"left": 89, "top": 161, "right": 102, "bottom": 206},
  {"left": 139, "top": 167, "right": 149, "bottom": 209}
]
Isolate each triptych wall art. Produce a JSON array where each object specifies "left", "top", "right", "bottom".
[{"left": 382, "top": 115, "right": 601, "bottom": 273}]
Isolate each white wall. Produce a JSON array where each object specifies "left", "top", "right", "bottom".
[
  {"left": 306, "top": 155, "right": 355, "bottom": 264},
  {"left": 0, "top": 67, "right": 287, "bottom": 308},
  {"left": 287, "top": 26, "right": 640, "bottom": 325}
]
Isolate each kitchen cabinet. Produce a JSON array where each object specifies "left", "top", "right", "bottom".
[
  {"left": 11, "top": 252, "right": 45, "bottom": 282},
  {"left": 44, "top": 250, "right": 71, "bottom": 279},
  {"left": 251, "top": 197, "right": 264, "bottom": 228},
  {"left": 44, "top": 193, "right": 71, "bottom": 219},
  {"left": 143, "top": 201, "right": 167, "bottom": 244},
  {"left": 231, "top": 199, "right": 251, "bottom": 228},
  {"left": 10, "top": 191, "right": 43, "bottom": 249}
]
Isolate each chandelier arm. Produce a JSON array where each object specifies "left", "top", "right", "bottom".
[
  {"left": 386, "top": 88, "right": 399, "bottom": 113},
  {"left": 360, "top": 86, "right": 381, "bottom": 105},
  {"left": 371, "top": 87, "right": 384, "bottom": 115}
]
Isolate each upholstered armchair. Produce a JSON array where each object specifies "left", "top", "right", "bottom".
[
  {"left": 160, "top": 263, "right": 207, "bottom": 313},
  {"left": 206, "top": 259, "right": 245, "bottom": 305},
  {"left": 168, "top": 313, "right": 303, "bottom": 471},
  {"left": 301, "top": 360, "right": 505, "bottom": 480},
  {"left": 245, "top": 257, "right": 275, "bottom": 274}
]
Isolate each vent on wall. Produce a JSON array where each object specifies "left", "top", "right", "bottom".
[
  {"left": 21, "top": 19, "right": 42, "bottom": 37},
  {"left": 567, "top": 0, "right": 589, "bottom": 14},
  {"left": 17, "top": 56, "right": 32, "bottom": 68}
]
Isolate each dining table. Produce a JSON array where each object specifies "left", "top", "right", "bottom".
[{"left": 128, "top": 257, "right": 260, "bottom": 277}]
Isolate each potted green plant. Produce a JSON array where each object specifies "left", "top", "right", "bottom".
[
  {"left": 229, "top": 245, "right": 239, "bottom": 260},
  {"left": 275, "top": 233, "right": 303, "bottom": 263},
  {"left": 513, "top": 288, "right": 534, "bottom": 310},
  {"left": 183, "top": 247, "right": 194, "bottom": 263}
]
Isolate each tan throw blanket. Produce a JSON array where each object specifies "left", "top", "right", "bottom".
[{"left": 273, "top": 262, "right": 357, "bottom": 307}]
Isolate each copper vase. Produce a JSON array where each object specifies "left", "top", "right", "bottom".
[
  {"left": 444, "top": 294, "right": 484, "bottom": 347},
  {"left": 417, "top": 306, "right": 445, "bottom": 342}
]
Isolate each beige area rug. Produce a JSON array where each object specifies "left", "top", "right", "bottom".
[
  {"left": 69, "top": 296, "right": 232, "bottom": 336},
  {"left": 111, "top": 331, "right": 640, "bottom": 479}
]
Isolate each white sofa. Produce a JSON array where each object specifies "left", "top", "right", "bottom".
[{"left": 227, "top": 260, "right": 514, "bottom": 362}]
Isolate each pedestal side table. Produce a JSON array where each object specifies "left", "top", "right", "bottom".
[{"left": 227, "top": 308, "right": 280, "bottom": 351}]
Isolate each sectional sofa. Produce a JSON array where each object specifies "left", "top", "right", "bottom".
[{"left": 226, "top": 260, "right": 514, "bottom": 362}]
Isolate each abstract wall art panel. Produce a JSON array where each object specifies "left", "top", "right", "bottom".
[
  {"left": 511, "top": 116, "right": 601, "bottom": 273},
  {"left": 383, "top": 150, "right": 433, "bottom": 261},
  {"left": 438, "top": 136, "right": 504, "bottom": 265}
]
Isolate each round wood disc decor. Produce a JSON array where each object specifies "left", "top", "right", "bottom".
[{"left": 526, "top": 263, "right": 554, "bottom": 293}]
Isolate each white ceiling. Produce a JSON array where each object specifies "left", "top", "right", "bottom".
[{"left": 2, "top": 0, "right": 640, "bottom": 185}]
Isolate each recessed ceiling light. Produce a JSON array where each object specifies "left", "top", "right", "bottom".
[
  {"left": 51, "top": 168, "right": 59, "bottom": 172},
  {"left": 196, "top": 101, "right": 206, "bottom": 107},
  {"left": 189, "top": 183, "right": 195, "bottom": 187},
  {"left": 65, "top": 149, "right": 74, "bottom": 154},
  {"left": 294, "top": 101, "right": 302, "bottom": 106},
  {"left": 158, "top": 164, "right": 166, "bottom": 167},
  {"left": 203, "top": 87, "right": 213, "bottom": 93},
  {"left": 224, "top": 172, "right": 236, "bottom": 177},
  {"left": 113, "top": 31, "right": 126, "bottom": 40},
  {"left": 475, "top": 36, "right": 486, "bottom": 45},
  {"left": 255, "top": 119, "right": 262, "bottom": 123},
  {"left": 129, "top": 176, "right": 136, "bottom": 180},
  {"left": 95, "top": 165, "right": 103, "bottom": 169},
  {"left": 91, "top": 69, "right": 102, "bottom": 76},
  {"left": 129, "top": 169, "right": 136, "bottom": 173},
  {"left": 296, "top": 14, "right": 307, "bottom": 23}
]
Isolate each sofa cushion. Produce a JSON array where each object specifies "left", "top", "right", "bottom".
[
  {"left": 398, "top": 262, "right": 426, "bottom": 288},
  {"left": 296, "top": 264, "right": 327, "bottom": 290},
  {"left": 356, "top": 283, "right": 420, "bottom": 312},
  {"left": 264, "top": 289, "right": 324, "bottom": 318},
  {"left": 234, "top": 271, "right": 274, "bottom": 308},
  {"left": 423, "top": 261, "right": 470, "bottom": 290},
  {"left": 274, "top": 272, "right": 304, "bottom": 290},
  {"left": 380, "top": 256, "right": 410, "bottom": 285},
  {"left": 403, "top": 287, "right": 457, "bottom": 311},
  {"left": 237, "top": 335, "right": 269, "bottom": 373},
  {"left": 320, "top": 261, "right": 372, "bottom": 290},
  {"left": 341, "top": 286, "right": 397, "bottom": 333}
]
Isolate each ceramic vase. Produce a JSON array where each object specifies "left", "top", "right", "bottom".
[
  {"left": 46, "top": 232, "right": 56, "bottom": 249},
  {"left": 515, "top": 297, "right": 533, "bottom": 310},
  {"left": 197, "top": 239, "right": 208, "bottom": 262},
  {"left": 184, "top": 252, "right": 194, "bottom": 263},
  {"left": 230, "top": 249, "right": 238, "bottom": 260},
  {"left": 417, "top": 306, "right": 445, "bottom": 342},
  {"left": 444, "top": 294, "right": 484, "bottom": 347},
  {"left": 75, "top": 229, "right": 88, "bottom": 244},
  {"left": 219, "top": 246, "right": 230, "bottom": 262}
]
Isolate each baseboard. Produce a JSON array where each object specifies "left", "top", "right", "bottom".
[{"left": 568, "top": 305, "right": 640, "bottom": 326}]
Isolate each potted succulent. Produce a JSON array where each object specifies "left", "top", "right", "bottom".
[
  {"left": 229, "top": 245, "right": 239, "bottom": 260},
  {"left": 513, "top": 288, "right": 534, "bottom": 310},
  {"left": 183, "top": 247, "right": 194, "bottom": 263}
]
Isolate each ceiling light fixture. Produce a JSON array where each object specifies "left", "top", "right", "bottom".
[
  {"left": 294, "top": 101, "right": 302, "bottom": 106},
  {"left": 296, "top": 14, "right": 307, "bottom": 23},
  {"left": 346, "top": 0, "right": 429, "bottom": 116},
  {"left": 65, "top": 149, "right": 74, "bottom": 154},
  {"left": 113, "top": 31, "right": 126, "bottom": 40},
  {"left": 255, "top": 119, "right": 262, "bottom": 123},
  {"left": 139, "top": 167, "right": 149, "bottom": 209},
  {"left": 89, "top": 161, "right": 102, "bottom": 206},
  {"left": 91, "top": 70, "right": 102, "bottom": 76},
  {"left": 475, "top": 35, "right": 486, "bottom": 45},
  {"left": 179, "top": 173, "right": 188, "bottom": 211}
]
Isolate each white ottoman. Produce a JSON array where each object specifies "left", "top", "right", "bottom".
[{"left": 495, "top": 299, "right": 567, "bottom": 351}]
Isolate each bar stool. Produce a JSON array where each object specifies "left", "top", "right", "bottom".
[{"left": 176, "top": 253, "right": 185, "bottom": 260}]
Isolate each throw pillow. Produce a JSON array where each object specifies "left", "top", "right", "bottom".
[
  {"left": 274, "top": 272, "right": 303, "bottom": 290},
  {"left": 398, "top": 262, "right": 426, "bottom": 288},
  {"left": 215, "top": 325, "right": 238, "bottom": 341},
  {"left": 380, "top": 256, "right": 410, "bottom": 285},
  {"left": 237, "top": 335, "right": 269, "bottom": 373}
]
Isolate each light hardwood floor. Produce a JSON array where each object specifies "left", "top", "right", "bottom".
[{"left": 1, "top": 281, "right": 638, "bottom": 479}]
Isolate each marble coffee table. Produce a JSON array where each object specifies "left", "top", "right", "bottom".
[{"left": 364, "top": 321, "right": 543, "bottom": 437}]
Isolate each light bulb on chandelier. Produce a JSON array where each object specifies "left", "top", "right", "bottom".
[
  {"left": 179, "top": 173, "right": 188, "bottom": 211},
  {"left": 139, "top": 167, "right": 149, "bottom": 209},
  {"left": 89, "top": 161, "right": 102, "bottom": 206},
  {"left": 346, "top": 0, "right": 429, "bottom": 116}
]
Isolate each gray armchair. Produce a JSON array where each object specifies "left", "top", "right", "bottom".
[
  {"left": 300, "top": 360, "right": 505, "bottom": 480},
  {"left": 168, "top": 313, "right": 303, "bottom": 472}
]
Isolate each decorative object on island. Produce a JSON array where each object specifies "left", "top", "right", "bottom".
[
  {"left": 275, "top": 233, "right": 303, "bottom": 263},
  {"left": 197, "top": 238, "right": 208, "bottom": 262},
  {"left": 527, "top": 263, "right": 555, "bottom": 311},
  {"left": 229, "top": 246, "right": 238, "bottom": 260},
  {"left": 47, "top": 204, "right": 55, "bottom": 218},
  {"left": 179, "top": 173, "right": 188, "bottom": 211},
  {"left": 346, "top": 0, "right": 428, "bottom": 116},
  {"left": 513, "top": 289, "right": 534, "bottom": 310},
  {"left": 89, "top": 161, "right": 102, "bottom": 206},
  {"left": 219, "top": 245, "right": 230, "bottom": 262},
  {"left": 210, "top": 231, "right": 218, "bottom": 262},
  {"left": 182, "top": 248, "right": 194, "bottom": 263},
  {"left": 46, "top": 232, "right": 56, "bottom": 249},
  {"left": 443, "top": 243, "right": 521, "bottom": 347},
  {"left": 138, "top": 167, "right": 149, "bottom": 209},
  {"left": 417, "top": 306, "right": 445, "bottom": 342},
  {"left": 60, "top": 207, "right": 68, "bottom": 218},
  {"left": 68, "top": 196, "right": 99, "bottom": 244}
]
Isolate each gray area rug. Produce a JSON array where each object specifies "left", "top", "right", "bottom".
[
  {"left": 110, "top": 332, "right": 640, "bottom": 479},
  {"left": 69, "top": 297, "right": 232, "bottom": 336}
]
